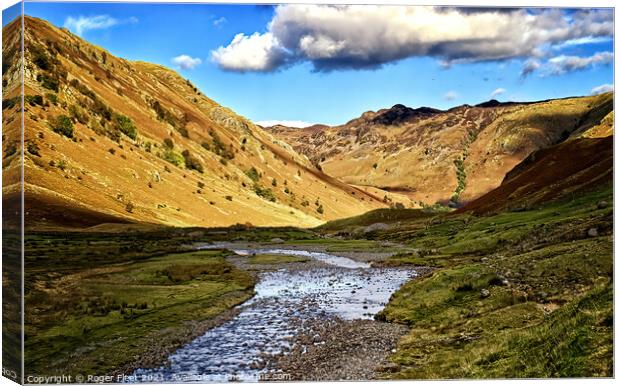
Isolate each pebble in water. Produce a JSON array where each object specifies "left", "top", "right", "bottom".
[{"left": 131, "top": 248, "right": 416, "bottom": 383}]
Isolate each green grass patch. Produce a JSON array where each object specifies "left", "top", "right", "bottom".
[
  {"left": 25, "top": 250, "right": 255, "bottom": 377},
  {"left": 375, "top": 185, "right": 613, "bottom": 379}
]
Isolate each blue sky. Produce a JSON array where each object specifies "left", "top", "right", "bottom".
[{"left": 10, "top": 3, "right": 616, "bottom": 126}]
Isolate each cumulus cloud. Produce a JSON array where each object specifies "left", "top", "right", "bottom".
[
  {"left": 256, "top": 120, "right": 314, "bottom": 128},
  {"left": 64, "top": 15, "right": 137, "bottom": 36},
  {"left": 211, "top": 5, "right": 612, "bottom": 72},
  {"left": 546, "top": 51, "right": 613, "bottom": 75},
  {"left": 443, "top": 91, "right": 458, "bottom": 101},
  {"left": 590, "top": 83, "right": 614, "bottom": 95},
  {"left": 211, "top": 32, "right": 290, "bottom": 72},
  {"left": 490, "top": 88, "right": 506, "bottom": 98},
  {"left": 172, "top": 55, "right": 202, "bottom": 70}
]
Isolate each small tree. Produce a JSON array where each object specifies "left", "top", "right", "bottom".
[
  {"left": 245, "top": 167, "right": 260, "bottom": 182},
  {"left": 114, "top": 114, "right": 137, "bottom": 140},
  {"left": 51, "top": 115, "right": 74, "bottom": 138}
]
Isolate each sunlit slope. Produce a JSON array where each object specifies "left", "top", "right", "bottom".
[
  {"left": 2, "top": 16, "right": 385, "bottom": 229},
  {"left": 268, "top": 93, "right": 613, "bottom": 207}
]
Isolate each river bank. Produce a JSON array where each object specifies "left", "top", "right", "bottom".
[{"left": 131, "top": 243, "right": 422, "bottom": 382}]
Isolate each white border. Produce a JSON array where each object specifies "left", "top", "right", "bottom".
[{"left": 0, "top": 1, "right": 617, "bottom": 386}]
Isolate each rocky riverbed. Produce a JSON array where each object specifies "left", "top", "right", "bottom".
[{"left": 130, "top": 243, "right": 423, "bottom": 382}]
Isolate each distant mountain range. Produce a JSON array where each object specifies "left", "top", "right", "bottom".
[
  {"left": 2, "top": 16, "right": 614, "bottom": 230},
  {"left": 266, "top": 93, "right": 613, "bottom": 207}
]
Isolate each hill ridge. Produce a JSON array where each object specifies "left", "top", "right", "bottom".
[{"left": 2, "top": 15, "right": 385, "bottom": 229}]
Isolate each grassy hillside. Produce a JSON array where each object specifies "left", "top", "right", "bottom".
[
  {"left": 24, "top": 232, "right": 257, "bottom": 376},
  {"left": 372, "top": 185, "right": 612, "bottom": 378},
  {"left": 2, "top": 16, "right": 386, "bottom": 230},
  {"left": 316, "top": 126, "right": 613, "bottom": 378},
  {"left": 269, "top": 93, "right": 613, "bottom": 208}
]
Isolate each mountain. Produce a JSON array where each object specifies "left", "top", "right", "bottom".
[
  {"left": 267, "top": 93, "right": 613, "bottom": 207},
  {"left": 2, "top": 16, "right": 386, "bottom": 230},
  {"left": 458, "top": 135, "right": 613, "bottom": 215}
]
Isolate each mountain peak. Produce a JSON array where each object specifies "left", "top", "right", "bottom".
[{"left": 371, "top": 104, "right": 442, "bottom": 125}]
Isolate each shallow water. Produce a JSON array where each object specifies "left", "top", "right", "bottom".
[{"left": 131, "top": 247, "right": 416, "bottom": 383}]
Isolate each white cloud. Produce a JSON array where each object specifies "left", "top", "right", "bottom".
[
  {"left": 545, "top": 51, "right": 613, "bottom": 75},
  {"left": 171, "top": 55, "right": 202, "bottom": 70},
  {"left": 211, "top": 6, "right": 612, "bottom": 72},
  {"left": 64, "top": 15, "right": 119, "bottom": 36},
  {"left": 490, "top": 88, "right": 506, "bottom": 98},
  {"left": 213, "top": 17, "right": 227, "bottom": 27},
  {"left": 590, "top": 83, "right": 614, "bottom": 95},
  {"left": 211, "top": 32, "right": 290, "bottom": 72},
  {"left": 63, "top": 15, "right": 138, "bottom": 36},
  {"left": 256, "top": 120, "right": 314, "bottom": 128},
  {"left": 443, "top": 91, "right": 458, "bottom": 101},
  {"left": 553, "top": 36, "right": 612, "bottom": 49}
]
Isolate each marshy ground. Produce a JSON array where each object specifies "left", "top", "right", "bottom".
[{"left": 19, "top": 184, "right": 613, "bottom": 381}]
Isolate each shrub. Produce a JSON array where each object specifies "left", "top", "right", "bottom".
[
  {"left": 27, "top": 142, "right": 40, "bottom": 157},
  {"left": 162, "top": 149, "right": 185, "bottom": 167},
  {"left": 25, "top": 95, "right": 43, "bottom": 106},
  {"left": 225, "top": 195, "right": 233, "bottom": 201},
  {"left": 271, "top": 178, "right": 277, "bottom": 187},
  {"left": 253, "top": 184, "right": 276, "bottom": 202},
  {"left": 181, "top": 150, "right": 203, "bottom": 173},
  {"left": 37, "top": 74, "right": 59, "bottom": 92},
  {"left": 4, "top": 143, "right": 17, "bottom": 158},
  {"left": 31, "top": 44, "right": 51, "bottom": 70},
  {"left": 177, "top": 126, "right": 189, "bottom": 138},
  {"left": 125, "top": 201, "right": 134, "bottom": 213},
  {"left": 45, "top": 93, "right": 58, "bottom": 105},
  {"left": 56, "top": 159, "right": 67, "bottom": 171},
  {"left": 163, "top": 137, "right": 174, "bottom": 149},
  {"left": 68, "top": 104, "right": 88, "bottom": 125},
  {"left": 201, "top": 142, "right": 210, "bottom": 151},
  {"left": 209, "top": 130, "right": 235, "bottom": 159},
  {"left": 50, "top": 115, "right": 74, "bottom": 138},
  {"left": 245, "top": 167, "right": 260, "bottom": 182},
  {"left": 317, "top": 205, "right": 324, "bottom": 214},
  {"left": 114, "top": 114, "right": 137, "bottom": 140},
  {"left": 2, "top": 97, "right": 19, "bottom": 110}
]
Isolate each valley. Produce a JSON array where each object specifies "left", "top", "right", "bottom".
[{"left": 1, "top": 13, "right": 614, "bottom": 383}]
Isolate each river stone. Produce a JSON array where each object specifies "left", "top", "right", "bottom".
[
  {"left": 587, "top": 228, "right": 599, "bottom": 237},
  {"left": 480, "top": 289, "right": 490, "bottom": 298},
  {"left": 270, "top": 237, "right": 285, "bottom": 243},
  {"left": 598, "top": 200, "right": 608, "bottom": 209}
]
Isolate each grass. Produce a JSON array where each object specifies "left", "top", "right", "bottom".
[
  {"left": 372, "top": 184, "right": 613, "bottom": 379},
  {"left": 247, "top": 254, "right": 310, "bottom": 265},
  {"left": 24, "top": 248, "right": 255, "bottom": 378},
  {"left": 318, "top": 208, "right": 435, "bottom": 232}
]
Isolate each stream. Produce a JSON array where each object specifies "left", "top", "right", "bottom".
[{"left": 131, "top": 245, "right": 417, "bottom": 383}]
